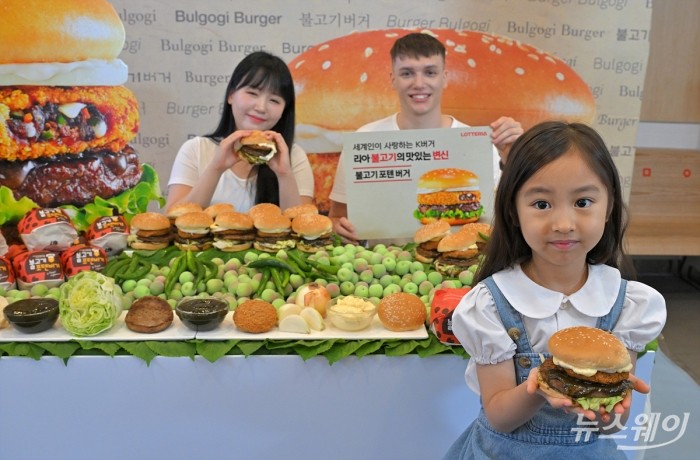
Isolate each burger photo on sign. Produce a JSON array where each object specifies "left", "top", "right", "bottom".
[
  {"left": 415, "top": 168, "right": 482, "bottom": 225},
  {"left": 0, "top": 0, "right": 163, "bottom": 234},
  {"left": 289, "top": 28, "right": 595, "bottom": 212}
]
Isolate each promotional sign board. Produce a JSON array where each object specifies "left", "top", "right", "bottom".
[{"left": 343, "top": 127, "right": 494, "bottom": 240}]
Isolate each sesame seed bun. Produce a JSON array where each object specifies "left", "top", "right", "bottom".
[
  {"left": 253, "top": 211, "right": 291, "bottom": 233},
  {"left": 204, "top": 203, "right": 235, "bottom": 219},
  {"left": 248, "top": 202, "right": 282, "bottom": 221},
  {"left": 549, "top": 326, "right": 631, "bottom": 373},
  {"left": 291, "top": 214, "right": 332, "bottom": 239},
  {"left": 283, "top": 203, "right": 319, "bottom": 220},
  {"left": 212, "top": 211, "right": 253, "bottom": 231},
  {"left": 414, "top": 220, "right": 451, "bottom": 244},
  {"left": 289, "top": 29, "right": 595, "bottom": 135},
  {"left": 377, "top": 292, "right": 426, "bottom": 332},
  {"left": 174, "top": 211, "right": 213, "bottom": 232},
  {"left": 130, "top": 212, "right": 170, "bottom": 232},
  {"left": 166, "top": 202, "right": 203, "bottom": 220}
]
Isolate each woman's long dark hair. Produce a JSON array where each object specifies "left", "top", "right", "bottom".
[
  {"left": 475, "top": 121, "right": 634, "bottom": 284},
  {"left": 205, "top": 51, "right": 296, "bottom": 205}
]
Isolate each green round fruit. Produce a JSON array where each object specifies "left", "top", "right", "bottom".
[
  {"left": 402, "top": 282, "right": 419, "bottom": 295},
  {"left": 354, "top": 284, "right": 369, "bottom": 298},
  {"left": 121, "top": 279, "right": 137, "bottom": 293},
  {"left": 427, "top": 271, "right": 443, "bottom": 286},
  {"left": 371, "top": 264, "right": 387, "bottom": 278},
  {"left": 382, "top": 257, "right": 397, "bottom": 272},
  {"left": 340, "top": 281, "right": 355, "bottom": 296},
  {"left": 368, "top": 283, "right": 384, "bottom": 298},
  {"left": 395, "top": 260, "right": 412, "bottom": 276},
  {"left": 133, "top": 284, "right": 151, "bottom": 299}
]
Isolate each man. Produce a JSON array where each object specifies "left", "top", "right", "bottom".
[{"left": 328, "top": 32, "right": 523, "bottom": 242}]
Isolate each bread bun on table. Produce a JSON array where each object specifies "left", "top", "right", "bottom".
[
  {"left": 233, "top": 299, "right": 278, "bottom": 334},
  {"left": 125, "top": 296, "right": 174, "bottom": 334},
  {"left": 377, "top": 292, "right": 427, "bottom": 332}
]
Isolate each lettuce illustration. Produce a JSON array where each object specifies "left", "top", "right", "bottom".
[{"left": 58, "top": 271, "right": 124, "bottom": 337}]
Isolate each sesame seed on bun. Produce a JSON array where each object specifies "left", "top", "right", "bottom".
[
  {"left": 130, "top": 212, "right": 170, "bottom": 232},
  {"left": 166, "top": 202, "right": 203, "bottom": 221},
  {"left": 204, "top": 202, "right": 235, "bottom": 219},
  {"left": 248, "top": 202, "right": 282, "bottom": 221},
  {"left": 292, "top": 214, "right": 332, "bottom": 239},
  {"left": 174, "top": 211, "right": 213, "bottom": 232},
  {"left": 212, "top": 211, "right": 253, "bottom": 232},
  {"left": 283, "top": 203, "right": 319, "bottom": 220}
]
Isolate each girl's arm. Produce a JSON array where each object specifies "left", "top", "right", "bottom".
[{"left": 476, "top": 360, "right": 549, "bottom": 433}]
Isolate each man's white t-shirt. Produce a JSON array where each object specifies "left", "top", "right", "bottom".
[
  {"left": 168, "top": 136, "right": 314, "bottom": 212},
  {"left": 329, "top": 113, "right": 500, "bottom": 203}
]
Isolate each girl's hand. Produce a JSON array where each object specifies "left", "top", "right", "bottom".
[
  {"left": 265, "top": 130, "right": 292, "bottom": 176},
  {"left": 526, "top": 367, "right": 598, "bottom": 421},
  {"left": 212, "top": 130, "right": 254, "bottom": 172}
]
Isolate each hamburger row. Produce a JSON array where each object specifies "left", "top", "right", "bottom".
[
  {"left": 413, "top": 220, "right": 492, "bottom": 277},
  {"left": 130, "top": 201, "right": 334, "bottom": 254}
]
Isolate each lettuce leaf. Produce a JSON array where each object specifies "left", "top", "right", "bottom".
[{"left": 58, "top": 271, "right": 124, "bottom": 337}]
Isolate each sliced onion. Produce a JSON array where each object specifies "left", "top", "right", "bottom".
[{"left": 295, "top": 282, "right": 330, "bottom": 317}]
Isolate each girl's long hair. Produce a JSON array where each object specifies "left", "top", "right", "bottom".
[
  {"left": 475, "top": 121, "right": 634, "bottom": 284},
  {"left": 205, "top": 51, "right": 296, "bottom": 205}
]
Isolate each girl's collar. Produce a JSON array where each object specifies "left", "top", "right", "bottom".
[{"left": 492, "top": 264, "right": 621, "bottom": 319}]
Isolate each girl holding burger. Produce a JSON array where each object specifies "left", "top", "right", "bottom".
[
  {"left": 443, "top": 122, "right": 666, "bottom": 458},
  {"left": 166, "top": 51, "right": 314, "bottom": 213}
]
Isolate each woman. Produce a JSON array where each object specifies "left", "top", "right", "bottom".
[{"left": 166, "top": 51, "right": 314, "bottom": 212}]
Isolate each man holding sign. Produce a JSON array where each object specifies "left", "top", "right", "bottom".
[{"left": 328, "top": 32, "right": 522, "bottom": 242}]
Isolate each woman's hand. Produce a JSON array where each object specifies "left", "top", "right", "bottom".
[
  {"left": 211, "top": 130, "right": 253, "bottom": 172},
  {"left": 490, "top": 116, "right": 523, "bottom": 164},
  {"left": 265, "top": 130, "right": 293, "bottom": 177}
]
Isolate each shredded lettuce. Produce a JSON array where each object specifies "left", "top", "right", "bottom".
[
  {"left": 58, "top": 271, "right": 124, "bottom": 337},
  {"left": 575, "top": 395, "right": 625, "bottom": 413}
]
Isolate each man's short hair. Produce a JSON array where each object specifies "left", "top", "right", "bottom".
[{"left": 390, "top": 32, "right": 446, "bottom": 62}]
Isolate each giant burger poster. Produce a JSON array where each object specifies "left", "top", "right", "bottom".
[
  {"left": 0, "top": 0, "right": 163, "bottom": 238},
  {"left": 2, "top": 0, "right": 651, "bottom": 233}
]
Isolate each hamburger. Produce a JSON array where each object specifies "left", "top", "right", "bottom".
[
  {"left": 538, "top": 326, "right": 633, "bottom": 412},
  {"left": 128, "top": 212, "right": 171, "bottom": 251},
  {"left": 413, "top": 220, "right": 451, "bottom": 264},
  {"left": 210, "top": 211, "right": 255, "bottom": 252},
  {"left": 291, "top": 213, "right": 333, "bottom": 253},
  {"left": 415, "top": 168, "right": 483, "bottom": 225},
  {"left": 173, "top": 211, "right": 213, "bottom": 251},
  {"left": 252, "top": 210, "right": 295, "bottom": 253},
  {"left": 288, "top": 28, "right": 596, "bottom": 212},
  {"left": 237, "top": 130, "right": 277, "bottom": 165},
  {"left": 434, "top": 224, "right": 487, "bottom": 277},
  {"left": 0, "top": 0, "right": 162, "bottom": 233}
]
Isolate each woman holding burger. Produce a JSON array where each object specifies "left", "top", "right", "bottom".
[{"left": 166, "top": 51, "right": 314, "bottom": 213}]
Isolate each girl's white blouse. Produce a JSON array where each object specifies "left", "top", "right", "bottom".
[{"left": 452, "top": 264, "right": 666, "bottom": 394}]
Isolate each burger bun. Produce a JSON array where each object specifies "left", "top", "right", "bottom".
[{"left": 377, "top": 292, "right": 426, "bottom": 332}]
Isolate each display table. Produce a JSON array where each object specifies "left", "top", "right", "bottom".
[{"left": 0, "top": 351, "right": 654, "bottom": 460}]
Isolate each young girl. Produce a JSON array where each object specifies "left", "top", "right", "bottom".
[
  {"left": 443, "top": 121, "right": 666, "bottom": 458},
  {"left": 166, "top": 51, "right": 314, "bottom": 213}
]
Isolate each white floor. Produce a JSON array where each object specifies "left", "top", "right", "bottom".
[{"left": 642, "top": 350, "right": 700, "bottom": 460}]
